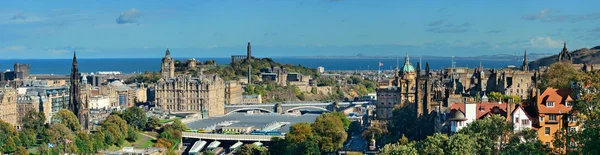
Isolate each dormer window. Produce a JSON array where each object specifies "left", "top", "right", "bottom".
[
  {"left": 546, "top": 101, "right": 555, "bottom": 107},
  {"left": 566, "top": 101, "right": 571, "bottom": 107}
]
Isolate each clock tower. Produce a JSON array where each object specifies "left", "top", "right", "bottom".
[{"left": 161, "top": 48, "right": 175, "bottom": 79}]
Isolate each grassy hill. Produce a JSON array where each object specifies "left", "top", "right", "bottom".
[
  {"left": 529, "top": 45, "right": 600, "bottom": 69},
  {"left": 204, "top": 58, "right": 318, "bottom": 81}
]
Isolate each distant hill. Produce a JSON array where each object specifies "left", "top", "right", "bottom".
[
  {"left": 286, "top": 53, "right": 551, "bottom": 61},
  {"left": 528, "top": 45, "right": 600, "bottom": 69}
]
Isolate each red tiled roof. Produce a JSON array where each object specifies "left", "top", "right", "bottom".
[
  {"left": 538, "top": 88, "right": 573, "bottom": 114},
  {"left": 449, "top": 102, "right": 510, "bottom": 119}
]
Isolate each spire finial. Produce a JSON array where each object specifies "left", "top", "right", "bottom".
[{"left": 404, "top": 52, "right": 410, "bottom": 64}]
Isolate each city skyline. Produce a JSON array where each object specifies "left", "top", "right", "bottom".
[{"left": 1, "top": 0, "right": 600, "bottom": 58}]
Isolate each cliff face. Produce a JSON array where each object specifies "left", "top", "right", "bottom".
[{"left": 529, "top": 46, "right": 600, "bottom": 69}]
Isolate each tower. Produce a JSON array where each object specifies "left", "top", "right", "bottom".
[
  {"left": 523, "top": 49, "right": 528, "bottom": 71},
  {"left": 69, "top": 51, "right": 90, "bottom": 131},
  {"left": 558, "top": 41, "right": 572, "bottom": 63},
  {"left": 247, "top": 41, "right": 252, "bottom": 61},
  {"left": 161, "top": 48, "right": 175, "bottom": 79}
]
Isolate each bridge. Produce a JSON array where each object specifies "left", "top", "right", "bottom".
[
  {"left": 182, "top": 132, "right": 283, "bottom": 141},
  {"left": 224, "top": 102, "right": 368, "bottom": 115}
]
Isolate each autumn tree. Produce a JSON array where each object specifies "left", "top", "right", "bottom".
[
  {"left": 288, "top": 122, "right": 314, "bottom": 142},
  {"left": 0, "top": 120, "right": 19, "bottom": 153}
]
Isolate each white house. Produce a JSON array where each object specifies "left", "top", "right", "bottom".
[{"left": 511, "top": 104, "right": 533, "bottom": 132}]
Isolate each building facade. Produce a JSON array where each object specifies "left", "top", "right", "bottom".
[
  {"left": 533, "top": 88, "right": 578, "bottom": 148},
  {"left": 241, "top": 95, "right": 262, "bottom": 104},
  {"left": 225, "top": 81, "right": 242, "bottom": 105},
  {"left": 0, "top": 88, "right": 18, "bottom": 126},
  {"left": 155, "top": 74, "right": 226, "bottom": 117}
]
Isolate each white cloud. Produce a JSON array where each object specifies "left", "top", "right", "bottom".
[
  {"left": 4, "top": 45, "right": 26, "bottom": 51},
  {"left": 48, "top": 49, "right": 70, "bottom": 55},
  {"left": 529, "top": 37, "right": 562, "bottom": 48},
  {"left": 116, "top": 8, "right": 141, "bottom": 24}
]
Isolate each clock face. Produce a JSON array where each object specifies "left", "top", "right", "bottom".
[{"left": 164, "top": 63, "right": 168, "bottom": 67}]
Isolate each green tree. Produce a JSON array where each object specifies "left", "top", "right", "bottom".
[
  {"left": 445, "top": 133, "right": 475, "bottom": 155},
  {"left": 44, "top": 123, "right": 77, "bottom": 154},
  {"left": 540, "top": 62, "right": 582, "bottom": 90},
  {"left": 399, "top": 134, "right": 409, "bottom": 145},
  {"left": 330, "top": 112, "right": 351, "bottom": 131},
  {"left": 503, "top": 129, "right": 547, "bottom": 155},
  {"left": 268, "top": 137, "right": 290, "bottom": 155},
  {"left": 416, "top": 133, "right": 448, "bottom": 155},
  {"left": 311, "top": 113, "right": 347, "bottom": 153},
  {"left": 378, "top": 143, "right": 418, "bottom": 155},
  {"left": 54, "top": 109, "right": 82, "bottom": 132},
  {"left": 0, "top": 120, "right": 18, "bottom": 153},
  {"left": 20, "top": 110, "right": 46, "bottom": 135},
  {"left": 298, "top": 136, "right": 321, "bottom": 155},
  {"left": 234, "top": 144, "right": 255, "bottom": 155},
  {"left": 75, "top": 131, "right": 94, "bottom": 153},
  {"left": 18, "top": 128, "right": 36, "bottom": 148},
  {"left": 390, "top": 104, "right": 418, "bottom": 139},
  {"left": 172, "top": 118, "right": 187, "bottom": 131},
  {"left": 122, "top": 106, "right": 147, "bottom": 130},
  {"left": 102, "top": 114, "right": 129, "bottom": 146},
  {"left": 92, "top": 130, "right": 106, "bottom": 152},
  {"left": 126, "top": 127, "right": 139, "bottom": 142},
  {"left": 146, "top": 116, "right": 161, "bottom": 131},
  {"left": 458, "top": 114, "right": 512, "bottom": 154}
]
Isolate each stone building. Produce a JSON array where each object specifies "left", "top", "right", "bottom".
[
  {"left": 260, "top": 66, "right": 288, "bottom": 86},
  {"left": 443, "top": 50, "right": 536, "bottom": 100},
  {"left": 16, "top": 93, "right": 49, "bottom": 129},
  {"left": 161, "top": 49, "right": 175, "bottom": 79},
  {"left": 156, "top": 50, "right": 226, "bottom": 117},
  {"left": 14, "top": 63, "right": 30, "bottom": 80},
  {"left": 558, "top": 42, "right": 572, "bottom": 63},
  {"left": 376, "top": 53, "right": 443, "bottom": 120},
  {"left": 225, "top": 80, "right": 242, "bottom": 104},
  {"left": 0, "top": 88, "right": 18, "bottom": 126},
  {"left": 155, "top": 74, "right": 225, "bottom": 117},
  {"left": 241, "top": 95, "right": 262, "bottom": 104}
]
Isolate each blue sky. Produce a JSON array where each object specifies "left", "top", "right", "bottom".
[{"left": 1, "top": 0, "right": 599, "bottom": 59}]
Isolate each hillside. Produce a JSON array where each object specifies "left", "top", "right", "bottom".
[
  {"left": 528, "top": 45, "right": 600, "bottom": 69},
  {"left": 204, "top": 58, "right": 318, "bottom": 82}
]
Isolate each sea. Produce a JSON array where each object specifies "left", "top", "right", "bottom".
[{"left": 0, "top": 58, "right": 523, "bottom": 75}]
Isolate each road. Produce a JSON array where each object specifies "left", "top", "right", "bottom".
[{"left": 344, "top": 133, "right": 367, "bottom": 152}]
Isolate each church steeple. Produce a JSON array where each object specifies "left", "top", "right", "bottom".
[
  {"left": 523, "top": 49, "right": 528, "bottom": 71},
  {"left": 165, "top": 48, "right": 171, "bottom": 58},
  {"left": 558, "top": 41, "right": 572, "bottom": 63}
]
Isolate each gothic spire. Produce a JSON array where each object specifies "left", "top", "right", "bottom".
[
  {"left": 425, "top": 62, "right": 430, "bottom": 74},
  {"left": 165, "top": 48, "right": 171, "bottom": 57}
]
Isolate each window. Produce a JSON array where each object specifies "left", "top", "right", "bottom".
[
  {"left": 545, "top": 142, "right": 551, "bottom": 146},
  {"left": 522, "top": 120, "right": 530, "bottom": 125},
  {"left": 539, "top": 116, "right": 544, "bottom": 122},
  {"left": 516, "top": 117, "right": 520, "bottom": 123},
  {"left": 566, "top": 101, "right": 571, "bottom": 107},
  {"left": 545, "top": 127, "right": 550, "bottom": 135},
  {"left": 569, "top": 127, "right": 577, "bottom": 133},
  {"left": 546, "top": 101, "right": 555, "bottom": 107},
  {"left": 568, "top": 116, "right": 577, "bottom": 122},
  {"left": 549, "top": 114, "right": 557, "bottom": 121}
]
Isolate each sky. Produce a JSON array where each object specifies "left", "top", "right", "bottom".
[{"left": 1, "top": 0, "right": 599, "bottom": 59}]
